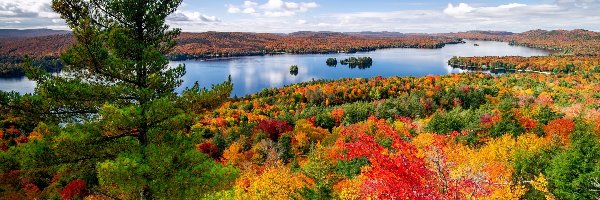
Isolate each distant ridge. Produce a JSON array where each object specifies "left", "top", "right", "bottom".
[
  {"left": 0, "top": 29, "right": 71, "bottom": 39},
  {"left": 345, "top": 31, "right": 407, "bottom": 38},
  {"left": 464, "top": 30, "right": 514, "bottom": 35}
]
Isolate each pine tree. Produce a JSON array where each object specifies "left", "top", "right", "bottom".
[{"left": 3, "top": 0, "right": 237, "bottom": 199}]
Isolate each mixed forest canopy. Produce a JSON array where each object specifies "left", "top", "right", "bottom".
[{"left": 0, "top": 1, "right": 599, "bottom": 200}]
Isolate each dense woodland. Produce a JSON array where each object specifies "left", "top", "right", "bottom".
[
  {"left": 448, "top": 56, "right": 600, "bottom": 73},
  {"left": 4, "top": 70, "right": 600, "bottom": 199},
  {"left": 0, "top": 31, "right": 460, "bottom": 77},
  {"left": 446, "top": 29, "right": 600, "bottom": 56},
  {"left": 1, "top": 0, "right": 599, "bottom": 199}
]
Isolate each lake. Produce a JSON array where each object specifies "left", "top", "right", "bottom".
[{"left": 0, "top": 40, "right": 549, "bottom": 96}]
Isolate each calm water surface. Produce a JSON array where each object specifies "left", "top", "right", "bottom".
[{"left": 0, "top": 40, "right": 549, "bottom": 96}]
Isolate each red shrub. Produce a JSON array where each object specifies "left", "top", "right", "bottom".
[
  {"left": 0, "top": 142, "right": 7, "bottom": 151},
  {"left": 544, "top": 118, "right": 576, "bottom": 144},
  {"left": 14, "top": 136, "right": 28, "bottom": 145},
  {"left": 60, "top": 179, "right": 87, "bottom": 200},
  {"left": 331, "top": 108, "right": 345, "bottom": 124},
  {"left": 519, "top": 117, "right": 537, "bottom": 130},
  {"left": 214, "top": 117, "right": 227, "bottom": 127},
  {"left": 336, "top": 118, "right": 442, "bottom": 199},
  {"left": 5, "top": 126, "right": 20, "bottom": 136},
  {"left": 254, "top": 119, "right": 292, "bottom": 141},
  {"left": 480, "top": 113, "right": 500, "bottom": 128},
  {"left": 23, "top": 183, "right": 40, "bottom": 198},
  {"left": 197, "top": 141, "right": 220, "bottom": 159}
]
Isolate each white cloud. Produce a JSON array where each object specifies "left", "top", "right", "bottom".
[
  {"left": 444, "top": 3, "right": 563, "bottom": 18},
  {"left": 167, "top": 10, "right": 220, "bottom": 22},
  {"left": 443, "top": 3, "right": 474, "bottom": 17},
  {"left": 227, "top": 0, "right": 318, "bottom": 17},
  {"left": 264, "top": 10, "right": 295, "bottom": 17},
  {"left": 0, "top": 0, "right": 65, "bottom": 29},
  {"left": 243, "top": 7, "right": 257, "bottom": 14},
  {"left": 244, "top": 1, "right": 259, "bottom": 7},
  {"left": 227, "top": 5, "right": 241, "bottom": 14},
  {"left": 0, "top": 0, "right": 59, "bottom": 19},
  {"left": 556, "top": 0, "right": 599, "bottom": 8},
  {"left": 313, "top": 2, "right": 600, "bottom": 33}
]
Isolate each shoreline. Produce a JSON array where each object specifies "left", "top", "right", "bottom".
[{"left": 1, "top": 40, "right": 466, "bottom": 77}]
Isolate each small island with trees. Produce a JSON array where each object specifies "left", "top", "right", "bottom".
[
  {"left": 326, "top": 58, "right": 338, "bottom": 66},
  {"left": 325, "top": 57, "right": 373, "bottom": 69},
  {"left": 289, "top": 65, "right": 299, "bottom": 76},
  {"left": 340, "top": 57, "right": 373, "bottom": 69}
]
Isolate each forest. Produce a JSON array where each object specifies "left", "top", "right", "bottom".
[
  {"left": 1, "top": 0, "right": 599, "bottom": 200},
  {"left": 446, "top": 29, "right": 600, "bottom": 73},
  {"left": 448, "top": 56, "right": 600, "bottom": 73},
  {"left": 0, "top": 31, "right": 460, "bottom": 77}
]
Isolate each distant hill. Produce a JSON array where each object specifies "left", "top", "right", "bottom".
[
  {"left": 346, "top": 31, "right": 407, "bottom": 38},
  {"left": 287, "top": 31, "right": 349, "bottom": 37},
  {"left": 464, "top": 30, "right": 514, "bottom": 36},
  {"left": 438, "top": 30, "right": 514, "bottom": 41},
  {"left": 0, "top": 30, "right": 456, "bottom": 60},
  {"left": 0, "top": 34, "right": 74, "bottom": 58},
  {"left": 0, "top": 29, "right": 71, "bottom": 39},
  {"left": 287, "top": 31, "right": 408, "bottom": 38},
  {"left": 508, "top": 29, "right": 600, "bottom": 55}
]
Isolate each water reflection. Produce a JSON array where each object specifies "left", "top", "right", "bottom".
[
  {"left": 1, "top": 40, "right": 549, "bottom": 96},
  {"left": 0, "top": 76, "right": 36, "bottom": 94}
]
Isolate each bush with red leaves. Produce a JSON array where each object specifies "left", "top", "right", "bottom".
[
  {"left": 23, "top": 183, "right": 40, "bottom": 198},
  {"left": 60, "top": 179, "right": 87, "bottom": 200},
  {"left": 544, "top": 118, "right": 576, "bottom": 144},
  {"left": 0, "top": 142, "right": 7, "bottom": 151},
  {"left": 254, "top": 119, "right": 292, "bottom": 141},
  {"left": 5, "top": 126, "right": 20, "bottom": 136},
  {"left": 336, "top": 118, "right": 442, "bottom": 199},
  {"left": 519, "top": 117, "right": 537, "bottom": 130},
  {"left": 14, "top": 136, "right": 28, "bottom": 144},
  {"left": 197, "top": 141, "right": 221, "bottom": 159}
]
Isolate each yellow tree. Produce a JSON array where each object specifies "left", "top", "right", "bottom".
[{"left": 235, "top": 165, "right": 307, "bottom": 200}]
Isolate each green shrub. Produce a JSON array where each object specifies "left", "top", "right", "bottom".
[
  {"left": 374, "top": 94, "right": 428, "bottom": 119},
  {"left": 336, "top": 157, "right": 370, "bottom": 179},
  {"left": 342, "top": 102, "right": 375, "bottom": 125},
  {"left": 513, "top": 148, "right": 557, "bottom": 200},
  {"left": 314, "top": 110, "right": 335, "bottom": 130},
  {"left": 426, "top": 107, "right": 481, "bottom": 135},
  {"left": 546, "top": 125, "right": 600, "bottom": 200}
]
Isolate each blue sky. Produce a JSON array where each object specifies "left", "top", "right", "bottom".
[{"left": 1, "top": 0, "right": 600, "bottom": 33}]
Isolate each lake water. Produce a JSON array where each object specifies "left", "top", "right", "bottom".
[{"left": 0, "top": 40, "right": 549, "bottom": 96}]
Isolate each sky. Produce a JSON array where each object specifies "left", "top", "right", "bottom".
[{"left": 1, "top": 0, "right": 599, "bottom": 33}]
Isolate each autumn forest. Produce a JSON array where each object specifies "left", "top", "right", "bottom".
[{"left": 0, "top": 0, "right": 599, "bottom": 200}]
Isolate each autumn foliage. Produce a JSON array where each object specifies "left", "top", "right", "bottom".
[
  {"left": 3, "top": 28, "right": 600, "bottom": 199},
  {"left": 254, "top": 119, "right": 293, "bottom": 141},
  {"left": 60, "top": 179, "right": 87, "bottom": 200},
  {"left": 544, "top": 118, "right": 576, "bottom": 144},
  {"left": 335, "top": 117, "right": 441, "bottom": 199}
]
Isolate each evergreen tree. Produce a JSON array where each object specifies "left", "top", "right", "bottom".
[
  {"left": 0, "top": 0, "right": 237, "bottom": 199},
  {"left": 546, "top": 124, "right": 600, "bottom": 199}
]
